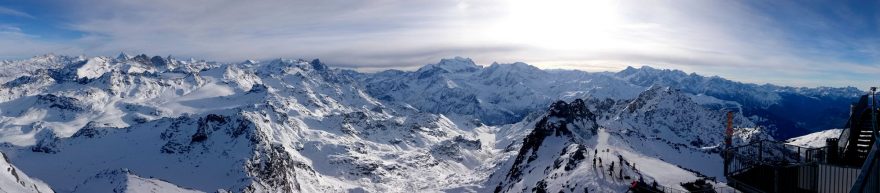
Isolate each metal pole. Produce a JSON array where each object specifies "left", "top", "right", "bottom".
[
  {"left": 724, "top": 111, "right": 734, "bottom": 176},
  {"left": 759, "top": 141, "right": 764, "bottom": 162}
]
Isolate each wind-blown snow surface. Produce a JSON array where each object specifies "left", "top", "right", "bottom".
[
  {"left": 785, "top": 129, "right": 843, "bottom": 148},
  {"left": 0, "top": 152, "right": 54, "bottom": 193},
  {"left": 71, "top": 169, "right": 202, "bottom": 193},
  {"left": 0, "top": 54, "right": 857, "bottom": 192}
]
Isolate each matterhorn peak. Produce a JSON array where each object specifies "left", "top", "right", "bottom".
[{"left": 116, "top": 52, "right": 131, "bottom": 61}]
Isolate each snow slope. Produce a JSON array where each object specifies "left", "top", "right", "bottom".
[
  {"left": 0, "top": 152, "right": 54, "bottom": 193},
  {"left": 487, "top": 95, "right": 768, "bottom": 193},
  {"left": 71, "top": 169, "right": 202, "bottom": 193},
  {"left": 0, "top": 56, "right": 500, "bottom": 193},
  {"left": 785, "top": 129, "right": 843, "bottom": 148}
]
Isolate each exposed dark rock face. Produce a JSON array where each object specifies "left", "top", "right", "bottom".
[
  {"left": 563, "top": 145, "right": 588, "bottom": 171},
  {"left": 191, "top": 114, "right": 228, "bottom": 143},
  {"left": 495, "top": 99, "right": 599, "bottom": 193},
  {"left": 3, "top": 75, "right": 42, "bottom": 88},
  {"left": 37, "top": 94, "right": 83, "bottom": 112},
  {"left": 31, "top": 130, "right": 59, "bottom": 154},
  {"left": 131, "top": 54, "right": 151, "bottom": 64},
  {"left": 71, "top": 122, "right": 108, "bottom": 139},
  {"left": 430, "top": 135, "right": 482, "bottom": 161},
  {"left": 150, "top": 56, "right": 167, "bottom": 67}
]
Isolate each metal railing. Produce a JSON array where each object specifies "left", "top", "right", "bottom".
[
  {"left": 631, "top": 182, "right": 743, "bottom": 193},
  {"left": 726, "top": 141, "right": 826, "bottom": 173},
  {"left": 850, "top": 139, "right": 880, "bottom": 193},
  {"left": 725, "top": 140, "right": 861, "bottom": 193}
]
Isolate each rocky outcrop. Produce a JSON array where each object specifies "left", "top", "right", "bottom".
[{"left": 494, "top": 99, "right": 599, "bottom": 193}]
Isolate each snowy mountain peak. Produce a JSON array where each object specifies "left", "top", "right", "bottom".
[
  {"left": 418, "top": 57, "right": 480, "bottom": 73},
  {"left": 610, "top": 64, "right": 861, "bottom": 138},
  {"left": 616, "top": 65, "right": 688, "bottom": 80},
  {"left": 309, "top": 58, "right": 328, "bottom": 71},
  {"left": 491, "top": 99, "right": 600, "bottom": 193},
  {"left": 547, "top": 99, "right": 591, "bottom": 122},
  {"left": 32, "top": 53, "right": 61, "bottom": 61},
  {"left": 484, "top": 62, "right": 542, "bottom": 74},
  {"left": 116, "top": 52, "right": 131, "bottom": 61},
  {"left": 241, "top": 60, "right": 258, "bottom": 65},
  {"left": 74, "top": 57, "right": 113, "bottom": 79},
  {"left": 539, "top": 99, "right": 599, "bottom": 142},
  {"left": 623, "top": 86, "right": 681, "bottom": 111},
  {"left": 614, "top": 85, "right": 764, "bottom": 147},
  {"left": 616, "top": 66, "right": 641, "bottom": 77},
  {"left": 150, "top": 56, "right": 168, "bottom": 67},
  {"left": 625, "top": 86, "right": 700, "bottom": 115},
  {"left": 131, "top": 54, "right": 150, "bottom": 62}
]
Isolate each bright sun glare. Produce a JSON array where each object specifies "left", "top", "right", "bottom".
[{"left": 492, "top": 0, "right": 622, "bottom": 50}]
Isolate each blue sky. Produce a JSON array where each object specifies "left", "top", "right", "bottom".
[{"left": 0, "top": 0, "right": 877, "bottom": 89}]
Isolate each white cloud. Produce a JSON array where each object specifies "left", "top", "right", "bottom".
[
  {"left": 1, "top": 0, "right": 877, "bottom": 88},
  {"left": 0, "top": 6, "right": 33, "bottom": 18},
  {"left": 0, "top": 28, "right": 80, "bottom": 59}
]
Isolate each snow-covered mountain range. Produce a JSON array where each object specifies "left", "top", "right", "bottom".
[{"left": 0, "top": 54, "right": 859, "bottom": 192}]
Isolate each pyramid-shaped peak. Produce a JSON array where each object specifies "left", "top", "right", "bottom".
[{"left": 116, "top": 52, "right": 132, "bottom": 60}]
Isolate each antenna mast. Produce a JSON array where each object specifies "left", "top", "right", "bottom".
[
  {"left": 723, "top": 111, "right": 735, "bottom": 176},
  {"left": 726, "top": 111, "right": 734, "bottom": 148}
]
